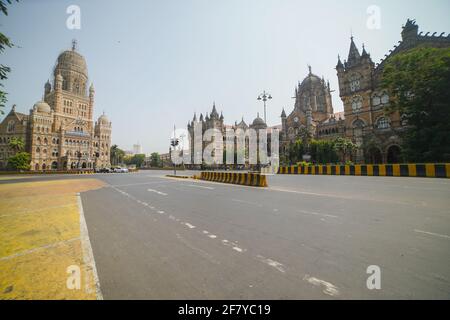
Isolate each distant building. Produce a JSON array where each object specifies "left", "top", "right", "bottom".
[
  {"left": 133, "top": 143, "right": 143, "bottom": 155},
  {"left": 186, "top": 102, "right": 278, "bottom": 168},
  {"left": 0, "top": 40, "right": 112, "bottom": 170}
]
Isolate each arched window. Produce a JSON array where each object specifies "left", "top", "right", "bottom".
[
  {"left": 352, "top": 119, "right": 365, "bottom": 128},
  {"left": 381, "top": 92, "right": 389, "bottom": 104},
  {"left": 377, "top": 117, "right": 390, "bottom": 129},
  {"left": 7, "top": 120, "right": 15, "bottom": 133},
  {"left": 351, "top": 96, "right": 363, "bottom": 113},
  {"left": 372, "top": 94, "right": 381, "bottom": 107}
]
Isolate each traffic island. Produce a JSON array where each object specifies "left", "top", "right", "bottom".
[{"left": 200, "top": 172, "right": 268, "bottom": 187}]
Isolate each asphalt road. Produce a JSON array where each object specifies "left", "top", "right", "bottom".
[{"left": 5, "top": 171, "right": 449, "bottom": 299}]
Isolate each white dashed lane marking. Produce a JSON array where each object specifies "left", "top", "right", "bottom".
[
  {"left": 414, "top": 229, "right": 450, "bottom": 240},
  {"left": 303, "top": 275, "right": 340, "bottom": 297},
  {"left": 298, "top": 209, "right": 338, "bottom": 219},
  {"left": 109, "top": 184, "right": 325, "bottom": 285},
  {"left": 256, "top": 255, "right": 286, "bottom": 273},
  {"left": 147, "top": 189, "right": 168, "bottom": 196}
]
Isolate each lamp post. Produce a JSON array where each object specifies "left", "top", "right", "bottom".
[
  {"left": 170, "top": 125, "right": 179, "bottom": 176},
  {"left": 257, "top": 90, "right": 272, "bottom": 124}
]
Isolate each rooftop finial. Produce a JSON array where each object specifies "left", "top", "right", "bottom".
[
  {"left": 72, "top": 39, "right": 77, "bottom": 51},
  {"left": 308, "top": 65, "right": 312, "bottom": 75}
]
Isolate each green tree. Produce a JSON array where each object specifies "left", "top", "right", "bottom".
[
  {"left": 334, "top": 137, "right": 357, "bottom": 164},
  {"left": 7, "top": 151, "right": 30, "bottom": 170},
  {"left": 110, "top": 144, "right": 125, "bottom": 166},
  {"left": 131, "top": 154, "right": 145, "bottom": 168},
  {"left": 382, "top": 46, "right": 450, "bottom": 162},
  {"left": 9, "top": 136, "right": 24, "bottom": 152},
  {"left": 310, "top": 139, "right": 339, "bottom": 164},
  {"left": 150, "top": 152, "right": 161, "bottom": 167},
  {"left": 0, "top": 0, "right": 19, "bottom": 113}
]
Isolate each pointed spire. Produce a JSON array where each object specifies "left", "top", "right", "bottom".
[
  {"left": 308, "top": 65, "right": 312, "bottom": 75},
  {"left": 347, "top": 36, "right": 361, "bottom": 66},
  {"left": 361, "top": 43, "right": 371, "bottom": 60},
  {"left": 220, "top": 111, "right": 224, "bottom": 120},
  {"left": 336, "top": 54, "right": 344, "bottom": 69},
  {"left": 199, "top": 113, "right": 203, "bottom": 121},
  {"left": 193, "top": 112, "right": 197, "bottom": 121},
  {"left": 210, "top": 102, "right": 218, "bottom": 118},
  {"left": 281, "top": 108, "right": 286, "bottom": 118}
]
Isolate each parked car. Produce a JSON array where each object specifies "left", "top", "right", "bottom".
[
  {"left": 113, "top": 167, "right": 129, "bottom": 173},
  {"left": 98, "top": 167, "right": 111, "bottom": 173}
]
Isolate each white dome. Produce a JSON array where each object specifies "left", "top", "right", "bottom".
[
  {"left": 98, "top": 113, "right": 109, "bottom": 125},
  {"left": 34, "top": 100, "right": 51, "bottom": 113}
]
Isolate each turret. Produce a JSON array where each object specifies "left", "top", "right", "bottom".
[
  {"left": 336, "top": 55, "right": 344, "bottom": 72},
  {"left": 55, "top": 73, "right": 63, "bottom": 91},
  {"left": 401, "top": 19, "right": 419, "bottom": 43},
  {"left": 44, "top": 80, "right": 51, "bottom": 95}
]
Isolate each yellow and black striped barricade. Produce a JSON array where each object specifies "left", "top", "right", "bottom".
[
  {"left": 277, "top": 164, "right": 449, "bottom": 178},
  {"left": 200, "top": 171, "right": 267, "bottom": 187}
]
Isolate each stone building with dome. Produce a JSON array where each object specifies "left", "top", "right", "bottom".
[
  {"left": 186, "top": 103, "right": 277, "bottom": 168},
  {"left": 281, "top": 19, "right": 450, "bottom": 164},
  {"left": 0, "top": 41, "right": 112, "bottom": 170},
  {"left": 280, "top": 65, "right": 345, "bottom": 156}
]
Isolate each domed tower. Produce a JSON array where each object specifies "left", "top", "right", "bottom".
[
  {"left": 295, "top": 66, "right": 334, "bottom": 122},
  {"left": 53, "top": 39, "right": 88, "bottom": 97}
]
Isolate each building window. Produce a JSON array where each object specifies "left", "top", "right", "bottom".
[
  {"left": 351, "top": 96, "right": 363, "bottom": 113},
  {"left": 7, "top": 121, "right": 15, "bottom": 133},
  {"left": 372, "top": 94, "right": 381, "bottom": 107},
  {"left": 377, "top": 117, "right": 390, "bottom": 129},
  {"left": 349, "top": 74, "right": 361, "bottom": 92},
  {"left": 381, "top": 93, "right": 389, "bottom": 104},
  {"left": 352, "top": 119, "right": 365, "bottom": 128}
]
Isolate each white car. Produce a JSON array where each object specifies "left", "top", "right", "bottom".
[{"left": 114, "top": 167, "right": 129, "bottom": 173}]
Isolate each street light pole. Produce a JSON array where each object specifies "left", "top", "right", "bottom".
[
  {"left": 257, "top": 90, "right": 272, "bottom": 124},
  {"left": 170, "top": 124, "right": 179, "bottom": 176}
]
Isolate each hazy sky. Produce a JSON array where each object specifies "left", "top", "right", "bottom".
[{"left": 2, "top": 0, "right": 449, "bottom": 153}]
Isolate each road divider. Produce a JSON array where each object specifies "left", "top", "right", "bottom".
[
  {"left": 277, "top": 163, "right": 450, "bottom": 178},
  {"left": 165, "top": 174, "right": 190, "bottom": 179},
  {"left": 199, "top": 172, "right": 268, "bottom": 187}
]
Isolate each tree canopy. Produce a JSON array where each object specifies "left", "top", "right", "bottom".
[
  {"left": 9, "top": 136, "right": 24, "bottom": 152},
  {"left": 7, "top": 151, "right": 30, "bottom": 170},
  {"left": 0, "top": 0, "right": 19, "bottom": 113},
  {"left": 382, "top": 46, "right": 450, "bottom": 162},
  {"left": 150, "top": 152, "right": 161, "bottom": 167}
]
